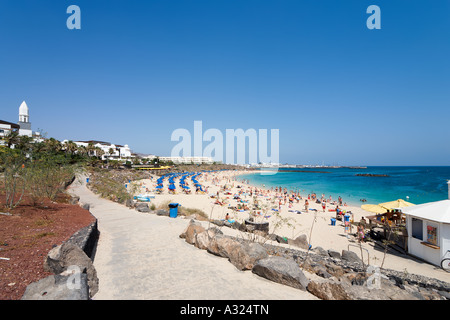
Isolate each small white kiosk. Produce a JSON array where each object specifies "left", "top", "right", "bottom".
[{"left": 402, "top": 181, "right": 450, "bottom": 267}]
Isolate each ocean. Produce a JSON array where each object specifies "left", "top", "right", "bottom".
[{"left": 238, "top": 166, "right": 450, "bottom": 207}]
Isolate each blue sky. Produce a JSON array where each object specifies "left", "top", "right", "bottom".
[{"left": 1, "top": 0, "right": 449, "bottom": 165}]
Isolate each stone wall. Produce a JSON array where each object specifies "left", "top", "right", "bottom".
[
  {"left": 21, "top": 201, "right": 99, "bottom": 300},
  {"left": 181, "top": 219, "right": 450, "bottom": 300}
]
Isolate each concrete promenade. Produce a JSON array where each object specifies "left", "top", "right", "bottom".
[{"left": 68, "top": 177, "right": 317, "bottom": 300}]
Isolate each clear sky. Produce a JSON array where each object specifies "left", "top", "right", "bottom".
[{"left": 1, "top": 0, "right": 449, "bottom": 166}]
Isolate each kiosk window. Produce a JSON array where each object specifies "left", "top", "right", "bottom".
[{"left": 411, "top": 218, "right": 423, "bottom": 240}]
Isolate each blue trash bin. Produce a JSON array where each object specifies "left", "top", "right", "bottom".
[
  {"left": 86, "top": 178, "right": 90, "bottom": 184},
  {"left": 330, "top": 218, "right": 336, "bottom": 226},
  {"left": 169, "top": 203, "right": 180, "bottom": 218}
]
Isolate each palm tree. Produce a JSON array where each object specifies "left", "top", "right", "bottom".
[
  {"left": 63, "top": 140, "right": 78, "bottom": 155},
  {"left": 44, "top": 138, "right": 62, "bottom": 154},
  {"left": 95, "top": 147, "right": 105, "bottom": 159},
  {"left": 86, "top": 142, "right": 95, "bottom": 157},
  {"left": 77, "top": 145, "right": 88, "bottom": 157},
  {"left": 31, "top": 140, "right": 45, "bottom": 156},
  {"left": 15, "top": 135, "right": 33, "bottom": 155}
]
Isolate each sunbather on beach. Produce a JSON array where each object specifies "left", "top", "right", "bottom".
[{"left": 225, "top": 213, "right": 235, "bottom": 223}]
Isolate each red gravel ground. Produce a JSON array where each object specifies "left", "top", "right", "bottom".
[{"left": 0, "top": 193, "right": 95, "bottom": 300}]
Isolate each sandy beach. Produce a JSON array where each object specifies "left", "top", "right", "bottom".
[{"left": 130, "top": 169, "right": 450, "bottom": 284}]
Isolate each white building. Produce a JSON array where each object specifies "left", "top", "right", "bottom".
[
  {"left": 0, "top": 120, "right": 20, "bottom": 145},
  {"left": 158, "top": 156, "right": 214, "bottom": 164},
  {"left": 402, "top": 181, "right": 450, "bottom": 267},
  {"left": 68, "top": 140, "right": 133, "bottom": 161},
  {"left": 0, "top": 101, "right": 43, "bottom": 145}
]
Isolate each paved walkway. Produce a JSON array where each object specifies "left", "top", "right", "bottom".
[{"left": 69, "top": 177, "right": 317, "bottom": 300}]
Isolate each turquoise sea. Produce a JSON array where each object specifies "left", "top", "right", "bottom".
[{"left": 238, "top": 167, "right": 450, "bottom": 207}]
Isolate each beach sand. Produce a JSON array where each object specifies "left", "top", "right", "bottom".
[{"left": 132, "top": 169, "right": 450, "bottom": 283}]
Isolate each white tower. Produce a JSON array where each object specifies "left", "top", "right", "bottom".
[
  {"left": 18, "top": 101, "right": 32, "bottom": 137},
  {"left": 19, "top": 101, "right": 29, "bottom": 123}
]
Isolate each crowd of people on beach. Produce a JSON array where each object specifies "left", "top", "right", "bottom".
[
  {"left": 144, "top": 171, "right": 370, "bottom": 244},
  {"left": 235, "top": 178, "right": 368, "bottom": 243}
]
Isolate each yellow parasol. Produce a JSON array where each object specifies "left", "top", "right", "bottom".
[
  {"left": 361, "top": 204, "right": 388, "bottom": 214},
  {"left": 378, "top": 199, "right": 415, "bottom": 210}
]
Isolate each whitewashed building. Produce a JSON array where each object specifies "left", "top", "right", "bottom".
[
  {"left": 0, "top": 120, "right": 20, "bottom": 145},
  {"left": 402, "top": 181, "right": 450, "bottom": 267},
  {"left": 0, "top": 101, "right": 43, "bottom": 146},
  {"left": 69, "top": 140, "right": 133, "bottom": 161},
  {"left": 158, "top": 156, "right": 214, "bottom": 164}
]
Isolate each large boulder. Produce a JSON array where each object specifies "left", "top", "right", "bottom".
[
  {"left": 69, "top": 195, "right": 80, "bottom": 205},
  {"left": 21, "top": 273, "right": 89, "bottom": 300},
  {"left": 288, "top": 234, "right": 310, "bottom": 250},
  {"left": 125, "top": 199, "right": 135, "bottom": 208},
  {"left": 79, "top": 203, "right": 90, "bottom": 211},
  {"left": 307, "top": 279, "right": 352, "bottom": 300},
  {"left": 135, "top": 202, "right": 150, "bottom": 213},
  {"left": 328, "top": 249, "right": 341, "bottom": 260},
  {"left": 206, "top": 233, "right": 226, "bottom": 257},
  {"left": 180, "top": 220, "right": 206, "bottom": 245},
  {"left": 194, "top": 228, "right": 222, "bottom": 250},
  {"left": 312, "top": 246, "right": 328, "bottom": 257},
  {"left": 239, "top": 242, "right": 269, "bottom": 270},
  {"left": 252, "top": 256, "right": 310, "bottom": 291},
  {"left": 341, "top": 250, "right": 362, "bottom": 264},
  {"left": 227, "top": 241, "right": 268, "bottom": 271},
  {"left": 302, "top": 258, "right": 332, "bottom": 279},
  {"left": 156, "top": 209, "right": 169, "bottom": 216},
  {"left": 43, "top": 242, "right": 98, "bottom": 298},
  {"left": 208, "top": 235, "right": 242, "bottom": 259}
]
